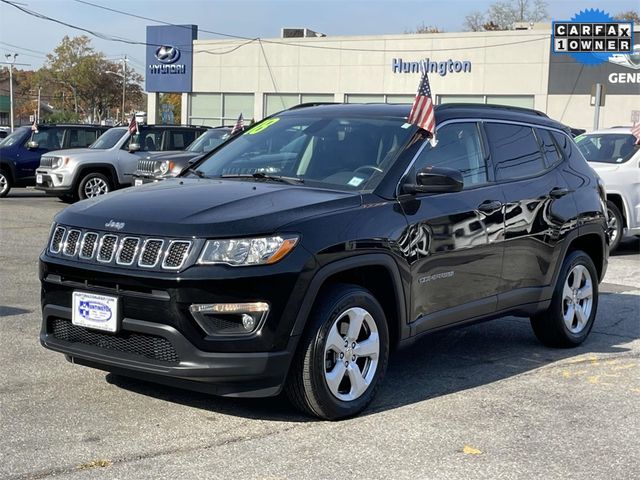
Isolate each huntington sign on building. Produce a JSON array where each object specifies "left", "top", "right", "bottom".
[{"left": 145, "top": 25, "right": 640, "bottom": 130}]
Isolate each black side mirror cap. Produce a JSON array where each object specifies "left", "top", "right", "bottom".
[{"left": 403, "top": 166, "right": 463, "bottom": 194}]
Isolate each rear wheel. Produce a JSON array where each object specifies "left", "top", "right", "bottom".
[
  {"left": 0, "top": 170, "right": 11, "bottom": 198},
  {"left": 285, "top": 284, "right": 389, "bottom": 420},
  {"left": 78, "top": 172, "right": 111, "bottom": 200},
  {"left": 530, "top": 250, "right": 598, "bottom": 347},
  {"left": 606, "top": 201, "right": 623, "bottom": 252}
]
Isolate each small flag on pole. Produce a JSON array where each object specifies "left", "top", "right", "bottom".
[
  {"left": 407, "top": 71, "right": 436, "bottom": 140},
  {"left": 632, "top": 122, "right": 640, "bottom": 145},
  {"left": 128, "top": 115, "right": 139, "bottom": 135},
  {"left": 231, "top": 113, "right": 244, "bottom": 135}
]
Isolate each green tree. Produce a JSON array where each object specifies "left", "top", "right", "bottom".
[
  {"left": 41, "top": 35, "right": 144, "bottom": 123},
  {"left": 465, "top": 0, "right": 548, "bottom": 31}
]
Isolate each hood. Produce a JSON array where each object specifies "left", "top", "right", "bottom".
[
  {"left": 143, "top": 150, "right": 201, "bottom": 162},
  {"left": 56, "top": 178, "right": 361, "bottom": 237},
  {"left": 43, "top": 148, "right": 96, "bottom": 158}
]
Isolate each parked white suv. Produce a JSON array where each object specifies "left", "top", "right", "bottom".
[{"left": 576, "top": 127, "right": 640, "bottom": 250}]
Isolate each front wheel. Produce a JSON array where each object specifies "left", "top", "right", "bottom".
[
  {"left": 0, "top": 170, "right": 11, "bottom": 198},
  {"left": 285, "top": 284, "right": 389, "bottom": 420},
  {"left": 530, "top": 250, "right": 598, "bottom": 348},
  {"left": 78, "top": 172, "right": 111, "bottom": 200},
  {"left": 606, "top": 201, "right": 623, "bottom": 252}
]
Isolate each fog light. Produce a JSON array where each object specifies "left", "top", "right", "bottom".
[
  {"left": 189, "top": 302, "right": 269, "bottom": 336},
  {"left": 241, "top": 313, "right": 256, "bottom": 331}
]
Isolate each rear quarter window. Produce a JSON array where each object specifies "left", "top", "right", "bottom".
[
  {"left": 535, "top": 128, "right": 563, "bottom": 168},
  {"left": 485, "top": 123, "right": 546, "bottom": 181}
]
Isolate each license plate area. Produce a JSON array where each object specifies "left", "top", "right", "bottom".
[
  {"left": 36, "top": 174, "right": 43, "bottom": 184},
  {"left": 72, "top": 291, "right": 119, "bottom": 333},
  {"left": 134, "top": 179, "right": 143, "bottom": 186}
]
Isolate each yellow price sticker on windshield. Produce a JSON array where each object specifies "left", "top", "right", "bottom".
[{"left": 247, "top": 117, "right": 280, "bottom": 134}]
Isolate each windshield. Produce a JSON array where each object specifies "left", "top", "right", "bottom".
[
  {"left": 576, "top": 133, "right": 637, "bottom": 164},
  {"left": 193, "top": 115, "right": 415, "bottom": 191},
  {"left": 0, "top": 127, "right": 28, "bottom": 147},
  {"left": 187, "top": 129, "right": 230, "bottom": 153},
  {"left": 90, "top": 127, "right": 126, "bottom": 149}
]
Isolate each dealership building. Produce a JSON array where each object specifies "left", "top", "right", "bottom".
[{"left": 145, "top": 25, "right": 640, "bottom": 130}]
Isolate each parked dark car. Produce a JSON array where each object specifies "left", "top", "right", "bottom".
[
  {"left": 0, "top": 124, "right": 108, "bottom": 197},
  {"left": 39, "top": 103, "right": 608, "bottom": 419},
  {"left": 133, "top": 126, "right": 231, "bottom": 185}
]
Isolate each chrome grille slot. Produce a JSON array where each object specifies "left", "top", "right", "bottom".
[
  {"left": 63, "top": 230, "right": 81, "bottom": 256},
  {"left": 50, "top": 226, "right": 66, "bottom": 254},
  {"left": 116, "top": 237, "right": 141, "bottom": 265},
  {"left": 163, "top": 241, "right": 192, "bottom": 269},
  {"left": 79, "top": 232, "right": 99, "bottom": 259},
  {"left": 137, "top": 159, "right": 157, "bottom": 174},
  {"left": 97, "top": 234, "right": 118, "bottom": 263},
  {"left": 138, "top": 239, "right": 164, "bottom": 267},
  {"left": 40, "top": 156, "right": 56, "bottom": 168}
]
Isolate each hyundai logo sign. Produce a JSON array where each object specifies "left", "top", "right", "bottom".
[{"left": 155, "top": 45, "right": 181, "bottom": 64}]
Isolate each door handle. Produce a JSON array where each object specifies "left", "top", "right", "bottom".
[
  {"left": 549, "top": 187, "right": 571, "bottom": 198},
  {"left": 477, "top": 200, "right": 503, "bottom": 212}
]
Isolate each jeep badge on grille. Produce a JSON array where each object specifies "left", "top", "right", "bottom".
[{"left": 104, "top": 220, "right": 125, "bottom": 230}]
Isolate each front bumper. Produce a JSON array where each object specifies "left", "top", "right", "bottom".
[
  {"left": 132, "top": 173, "right": 174, "bottom": 185},
  {"left": 35, "top": 169, "right": 74, "bottom": 194},
  {"left": 41, "top": 304, "right": 296, "bottom": 397}
]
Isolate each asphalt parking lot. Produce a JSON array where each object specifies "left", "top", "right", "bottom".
[{"left": 1, "top": 189, "right": 638, "bottom": 480}]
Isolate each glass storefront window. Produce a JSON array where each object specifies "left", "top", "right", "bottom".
[
  {"left": 264, "top": 93, "right": 334, "bottom": 116},
  {"left": 438, "top": 94, "right": 534, "bottom": 108},
  {"left": 190, "top": 93, "right": 254, "bottom": 126}
]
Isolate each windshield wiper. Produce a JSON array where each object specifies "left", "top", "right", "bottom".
[
  {"left": 186, "top": 168, "right": 207, "bottom": 178},
  {"left": 220, "top": 173, "right": 304, "bottom": 185}
]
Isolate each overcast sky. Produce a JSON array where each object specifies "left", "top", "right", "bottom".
[{"left": 1, "top": 0, "right": 638, "bottom": 73}]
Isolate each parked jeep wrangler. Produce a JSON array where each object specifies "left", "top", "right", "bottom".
[
  {"left": 40, "top": 103, "right": 608, "bottom": 419},
  {"left": 35, "top": 124, "right": 208, "bottom": 201}
]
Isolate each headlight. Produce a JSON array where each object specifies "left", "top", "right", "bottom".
[
  {"left": 197, "top": 235, "right": 298, "bottom": 266},
  {"left": 51, "top": 157, "right": 69, "bottom": 169},
  {"left": 159, "top": 160, "right": 174, "bottom": 175}
]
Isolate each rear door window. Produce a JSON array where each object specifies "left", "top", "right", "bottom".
[
  {"left": 535, "top": 128, "right": 562, "bottom": 168},
  {"left": 485, "top": 123, "right": 545, "bottom": 180},
  {"left": 66, "top": 129, "right": 100, "bottom": 148}
]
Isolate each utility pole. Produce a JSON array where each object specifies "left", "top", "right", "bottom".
[
  {"left": 37, "top": 86, "right": 41, "bottom": 123},
  {"left": 4, "top": 53, "right": 18, "bottom": 132},
  {"left": 121, "top": 55, "right": 128, "bottom": 123}
]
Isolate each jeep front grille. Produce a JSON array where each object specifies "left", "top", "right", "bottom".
[
  {"left": 40, "top": 156, "right": 58, "bottom": 168},
  {"left": 79, "top": 232, "right": 99, "bottom": 259},
  {"left": 137, "top": 159, "right": 157, "bottom": 174},
  {"left": 50, "top": 226, "right": 66, "bottom": 253},
  {"left": 63, "top": 230, "right": 81, "bottom": 256},
  {"left": 49, "top": 226, "right": 195, "bottom": 272}
]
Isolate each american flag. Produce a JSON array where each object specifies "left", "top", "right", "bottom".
[
  {"left": 231, "top": 113, "right": 244, "bottom": 135},
  {"left": 407, "top": 71, "right": 436, "bottom": 135},
  {"left": 128, "top": 115, "right": 138, "bottom": 135},
  {"left": 632, "top": 122, "right": 640, "bottom": 145},
  {"left": 31, "top": 119, "right": 38, "bottom": 133}
]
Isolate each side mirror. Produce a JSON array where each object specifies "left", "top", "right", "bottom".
[
  {"left": 26, "top": 140, "right": 39, "bottom": 149},
  {"left": 403, "top": 166, "right": 463, "bottom": 194},
  {"left": 128, "top": 142, "right": 141, "bottom": 152}
]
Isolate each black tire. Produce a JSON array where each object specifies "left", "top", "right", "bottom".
[
  {"left": 57, "top": 194, "right": 77, "bottom": 203},
  {"left": 285, "top": 284, "right": 389, "bottom": 420},
  {"left": 606, "top": 201, "right": 623, "bottom": 252},
  {"left": 0, "top": 169, "right": 11, "bottom": 198},
  {"left": 77, "top": 172, "right": 111, "bottom": 200},
  {"left": 530, "top": 250, "right": 599, "bottom": 348}
]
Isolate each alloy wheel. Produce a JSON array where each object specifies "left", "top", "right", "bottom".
[
  {"left": 0, "top": 173, "right": 7, "bottom": 196},
  {"left": 607, "top": 207, "right": 619, "bottom": 244},
  {"left": 323, "top": 307, "right": 380, "bottom": 401},
  {"left": 84, "top": 177, "right": 109, "bottom": 197},
  {"left": 562, "top": 264, "right": 594, "bottom": 334}
]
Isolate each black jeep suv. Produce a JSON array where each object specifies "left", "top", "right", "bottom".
[{"left": 40, "top": 104, "right": 608, "bottom": 419}]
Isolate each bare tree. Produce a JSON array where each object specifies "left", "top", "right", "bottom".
[
  {"left": 615, "top": 10, "right": 640, "bottom": 22},
  {"left": 405, "top": 22, "right": 443, "bottom": 34},
  {"left": 464, "top": 0, "right": 548, "bottom": 31}
]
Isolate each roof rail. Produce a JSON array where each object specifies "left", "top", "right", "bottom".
[
  {"left": 286, "top": 102, "right": 340, "bottom": 111},
  {"left": 436, "top": 103, "right": 549, "bottom": 118}
]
